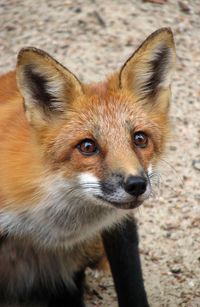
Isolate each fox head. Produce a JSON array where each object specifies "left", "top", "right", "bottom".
[{"left": 13, "top": 28, "right": 175, "bottom": 247}]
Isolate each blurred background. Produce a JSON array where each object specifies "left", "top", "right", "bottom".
[{"left": 0, "top": 1, "right": 199, "bottom": 306}]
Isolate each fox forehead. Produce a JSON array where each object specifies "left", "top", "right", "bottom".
[
  {"left": 52, "top": 87, "right": 164, "bottom": 151},
  {"left": 57, "top": 90, "right": 154, "bottom": 141}
]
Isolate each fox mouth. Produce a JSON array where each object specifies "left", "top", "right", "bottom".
[{"left": 96, "top": 196, "right": 143, "bottom": 210}]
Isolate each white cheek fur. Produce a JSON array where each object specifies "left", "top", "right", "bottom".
[
  {"left": 78, "top": 172, "right": 103, "bottom": 198},
  {"left": 147, "top": 164, "right": 153, "bottom": 175},
  {"left": 79, "top": 172, "right": 99, "bottom": 185}
]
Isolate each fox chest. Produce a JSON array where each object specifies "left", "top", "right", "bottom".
[{"left": 0, "top": 236, "right": 86, "bottom": 299}]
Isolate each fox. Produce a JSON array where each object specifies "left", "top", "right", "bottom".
[{"left": 0, "top": 28, "right": 175, "bottom": 307}]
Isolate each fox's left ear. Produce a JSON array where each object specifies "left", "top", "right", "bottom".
[{"left": 120, "top": 28, "right": 176, "bottom": 103}]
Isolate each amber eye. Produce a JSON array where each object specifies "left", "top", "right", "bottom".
[
  {"left": 133, "top": 131, "right": 148, "bottom": 148},
  {"left": 77, "top": 139, "right": 99, "bottom": 156}
]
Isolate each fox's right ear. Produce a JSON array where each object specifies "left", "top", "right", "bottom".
[
  {"left": 119, "top": 28, "right": 176, "bottom": 104},
  {"left": 16, "top": 48, "right": 83, "bottom": 127}
]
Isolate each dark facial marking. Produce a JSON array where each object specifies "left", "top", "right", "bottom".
[
  {"left": 22, "top": 101, "right": 26, "bottom": 112},
  {"left": 100, "top": 174, "right": 124, "bottom": 195}
]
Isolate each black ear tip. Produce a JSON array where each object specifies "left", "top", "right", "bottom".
[
  {"left": 147, "top": 27, "right": 174, "bottom": 43},
  {"left": 153, "top": 27, "right": 173, "bottom": 36},
  {"left": 158, "top": 27, "right": 173, "bottom": 34},
  {"left": 18, "top": 47, "right": 36, "bottom": 59},
  {"left": 17, "top": 47, "right": 49, "bottom": 65}
]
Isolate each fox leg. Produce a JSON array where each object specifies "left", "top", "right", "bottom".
[
  {"left": 48, "top": 270, "right": 86, "bottom": 307},
  {"left": 102, "top": 217, "right": 149, "bottom": 307}
]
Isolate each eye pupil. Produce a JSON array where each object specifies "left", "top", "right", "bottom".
[
  {"left": 81, "top": 141, "right": 94, "bottom": 152},
  {"left": 78, "top": 139, "right": 99, "bottom": 156},
  {"left": 133, "top": 132, "right": 148, "bottom": 148}
]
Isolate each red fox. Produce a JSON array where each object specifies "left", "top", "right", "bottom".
[{"left": 0, "top": 28, "right": 175, "bottom": 306}]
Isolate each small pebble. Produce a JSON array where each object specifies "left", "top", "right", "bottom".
[
  {"left": 170, "top": 267, "right": 182, "bottom": 274},
  {"left": 192, "top": 160, "right": 200, "bottom": 171},
  {"left": 178, "top": 1, "right": 191, "bottom": 13}
]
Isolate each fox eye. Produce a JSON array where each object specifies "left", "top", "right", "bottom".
[
  {"left": 77, "top": 139, "right": 99, "bottom": 156},
  {"left": 133, "top": 131, "right": 148, "bottom": 148}
]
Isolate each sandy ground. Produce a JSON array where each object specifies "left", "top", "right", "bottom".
[{"left": 0, "top": 0, "right": 200, "bottom": 306}]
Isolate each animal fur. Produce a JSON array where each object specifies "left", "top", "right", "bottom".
[{"left": 0, "top": 28, "right": 175, "bottom": 306}]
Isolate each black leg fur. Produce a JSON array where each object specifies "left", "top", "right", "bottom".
[
  {"left": 102, "top": 217, "right": 149, "bottom": 307},
  {"left": 48, "top": 270, "right": 86, "bottom": 307}
]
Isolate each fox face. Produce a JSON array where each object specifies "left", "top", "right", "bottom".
[{"left": 0, "top": 28, "right": 175, "bottom": 248}]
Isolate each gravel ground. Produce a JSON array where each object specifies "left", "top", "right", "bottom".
[{"left": 0, "top": 0, "right": 200, "bottom": 306}]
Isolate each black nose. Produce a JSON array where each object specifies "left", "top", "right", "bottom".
[{"left": 124, "top": 176, "right": 147, "bottom": 197}]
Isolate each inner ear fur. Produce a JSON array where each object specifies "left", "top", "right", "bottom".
[
  {"left": 119, "top": 28, "right": 176, "bottom": 101},
  {"left": 16, "top": 47, "right": 83, "bottom": 124}
]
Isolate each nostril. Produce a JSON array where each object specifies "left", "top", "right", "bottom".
[{"left": 124, "top": 176, "right": 147, "bottom": 197}]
